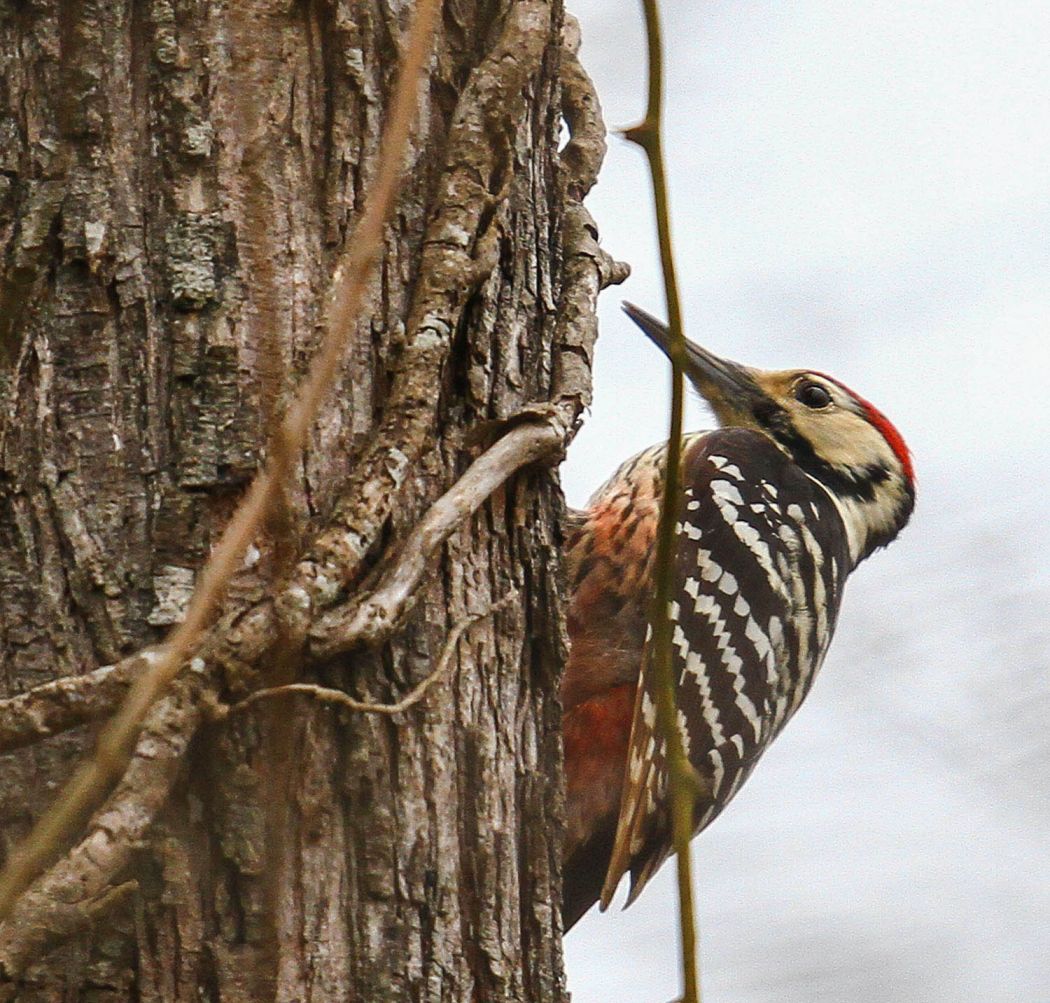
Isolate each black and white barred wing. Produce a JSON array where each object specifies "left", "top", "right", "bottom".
[{"left": 600, "top": 429, "right": 849, "bottom": 908}]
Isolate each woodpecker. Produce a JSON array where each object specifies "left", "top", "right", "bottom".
[{"left": 561, "top": 303, "right": 915, "bottom": 931}]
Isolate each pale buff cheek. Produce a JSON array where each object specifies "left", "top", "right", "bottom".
[{"left": 794, "top": 413, "right": 891, "bottom": 471}]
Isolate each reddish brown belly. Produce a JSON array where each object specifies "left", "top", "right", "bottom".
[{"left": 562, "top": 682, "right": 635, "bottom": 860}]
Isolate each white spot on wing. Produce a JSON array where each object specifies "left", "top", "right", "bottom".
[
  {"left": 707, "top": 746, "right": 726, "bottom": 797},
  {"left": 699, "top": 549, "right": 722, "bottom": 582},
  {"left": 642, "top": 691, "right": 657, "bottom": 729},
  {"left": 677, "top": 519, "right": 704, "bottom": 541},
  {"left": 713, "top": 495, "right": 740, "bottom": 527},
  {"left": 711, "top": 479, "right": 745, "bottom": 506},
  {"left": 677, "top": 708, "right": 692, "bottom": 757}
]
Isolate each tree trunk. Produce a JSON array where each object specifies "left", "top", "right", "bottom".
[{"left": 0, "top": 1, "right": 617, "bottom": 998}]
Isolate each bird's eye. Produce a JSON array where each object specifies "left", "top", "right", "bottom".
[{"left": 795, "top": 381, "right": 832, "bottom": 409}]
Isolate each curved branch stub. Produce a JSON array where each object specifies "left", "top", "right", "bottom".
[{"left": 559, "top": 14, "right": 608, "bottom": 200}]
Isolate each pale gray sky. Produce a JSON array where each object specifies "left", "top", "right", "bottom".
[{"left": 561, "top": 3, "right": 1050, "bottom": 1000}]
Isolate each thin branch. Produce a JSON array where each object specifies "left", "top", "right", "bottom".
[
  {"left": 231, "top": 594, "right": 517, "bottom": 719},
  {"left": 0, "top": 0, "right": 444, "bottom": 925},
  {"left": 0, "top": 655, "right": 142, "bottom": 753},
  {"left": 623, "top": 0, "right": 702, "bottom": 1000},
  {"left": 311, "top": 418, "right": 566, "bottom": 658}
]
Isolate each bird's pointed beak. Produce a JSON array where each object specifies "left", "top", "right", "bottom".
[{"left": 622, "top": 302, "right": 764, "bottom": 427}]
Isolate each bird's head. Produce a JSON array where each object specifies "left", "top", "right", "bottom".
[{"left": 624, "top": 302, "right": 915, "bottom": 564}]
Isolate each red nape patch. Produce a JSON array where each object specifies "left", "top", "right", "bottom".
[{"left": 817, "top": 372, "right": 915, "bottom": 484}]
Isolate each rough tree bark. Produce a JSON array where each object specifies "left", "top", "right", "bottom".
[{"left": 0, "top": 1, "right": 621, "bottom": 999}]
